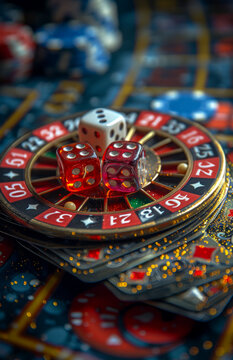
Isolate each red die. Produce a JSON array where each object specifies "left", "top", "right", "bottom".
[
  {"left": 56, "top": 143, "right": 101, "bottom": 192},
  {"left": 102, "top": 141, "right": 147, "bottom": 193}
]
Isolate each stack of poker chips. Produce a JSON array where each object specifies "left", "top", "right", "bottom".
[
  {"left": 35, "top": 22, "right": 110, "bottom": 77},
  {"left": 0, "top": 23, "right": 35, "bottom": 82},
  {"left": 0, "top": 0, "right": 122, "bottom": 82},
  {"left": 35, "top": 0, "right": 122, "bottom": 76}
]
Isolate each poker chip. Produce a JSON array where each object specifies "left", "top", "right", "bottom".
[
  {"left": 69, "top": 285, "right": 183, "bottom": 357},
  {"left": 10, "top": 273, "right": 37, "bottom": 292},
  {"left": 214, "top": 37, "right": 233, "bottom": 57},
  {"left": 85, "top": 0, "right": 122, "bottom": 51},
  {"left": 0, "top": 237, "right": 13, "bottom": 268},
  {"left": 151, "top": 91, "right": 219, "bottom": 122},
  {"left": 0, "top": 23, "right": 35, "bottom": 82},
  {"left": 43, "top": 299, "right": 65, "bottom": 315},
  {"left": 120, "top": 303, "right": 193, "bottom": 346},
  {"left": 206, "top": 102, "right": 232, "bottom": 132},
  {"left": 35, "top": 22, "right": 110, "bottom": 76},
  {"left": 47, "top": 0, "right": 122, "bottom": 52}
]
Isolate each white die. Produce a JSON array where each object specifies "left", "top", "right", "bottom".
[{"left": 79, "top": 108, "right": 127, "bottom": 156}]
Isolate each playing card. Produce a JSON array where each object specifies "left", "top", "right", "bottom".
[
  {"left": 32, "top": 181, "right": 227, "bottom": 283},
  {"left": 106, "top": 225, "right": 233, "bottom": 301},
  {"left": 147, "top": 293, "right": 233, "bottom": 322},
  {"left": 104, "top": 176, "right": 233, "bottom": 300},
  {"left": 159, "top": 274, "right": 233, "bottom": 312},
  {"left": 30, "top": 214, "right": 220, "bottom": 282}
]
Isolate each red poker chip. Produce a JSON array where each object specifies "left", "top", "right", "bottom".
[
  {"left": 214, "top": 37, "right": 233, "bottom": 57},
  {"left": 69, "top": 285, "right": 190, "bottom": 358},
  {"left": 0, "top": 23, "right": 35, "bottom": 56},
  {"left": 120, "top": 303, "right": 194, "bottom": 346},
  {"left": 0, "top": 237, "right": 14, "bottom": 268},
  {"left": 0, "top": 23, "right": 35, "bottom": 81},
  {"left": 206, "top": 102, "right": 232, "bottom": 131}
]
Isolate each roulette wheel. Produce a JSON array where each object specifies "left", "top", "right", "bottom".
[{"left": 0, "top": 109, "right": 226, "bottom": 242}]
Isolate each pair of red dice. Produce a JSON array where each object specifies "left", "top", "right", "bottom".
[{"left": 56, "top": 141, "right": 147, "bottom": 193}]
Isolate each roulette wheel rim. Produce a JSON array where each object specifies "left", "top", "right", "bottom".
[{"left": 0, "top": 109, "right": 226, "bottom": 241}]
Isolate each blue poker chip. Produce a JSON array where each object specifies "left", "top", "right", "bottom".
[
  {"left": 36, "top": 23, "right": 99, "bottom": 49},
  {"left": 47, "top": 0, "right": 121, "bottom": 52},
  {"left": 35, "top": 22, "right": 110, "bottom": 75},
  {"left": 85, "top": 0, "right": 122, "bottom": 51},
  {"left": 150, "top": 91, "right": 218, "bottom": 122}
]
